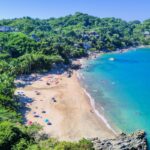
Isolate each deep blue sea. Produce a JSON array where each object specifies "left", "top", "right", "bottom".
[{"left": 80, "top": 48, "right": 150, "bottom": 142}]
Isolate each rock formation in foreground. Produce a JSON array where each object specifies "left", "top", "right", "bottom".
[{"left": 91, "top": 131, "right": 147, "bottom": 150}]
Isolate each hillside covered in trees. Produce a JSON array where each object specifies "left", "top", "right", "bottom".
[
  {"left": 0, "top": 12, "right": 150, "bottom": 149},
  {"left": 0, "top": 12, "right": 150, "bottom": 75}
]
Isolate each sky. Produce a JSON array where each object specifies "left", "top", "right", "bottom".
[{"left": 0, "top": 0, "right": 149, "bottom": 21}]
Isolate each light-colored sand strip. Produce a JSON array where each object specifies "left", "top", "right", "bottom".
[{"left": 15, "top": 72, "right": 115, "bottom": 141}]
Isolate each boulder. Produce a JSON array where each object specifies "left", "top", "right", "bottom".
[{"left": 91, "top": 130, "right": 147, "bottom": 150}]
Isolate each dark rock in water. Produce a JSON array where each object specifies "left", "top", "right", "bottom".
[{"left": 91, "top": 130, "right": 147, "bottom": 150}]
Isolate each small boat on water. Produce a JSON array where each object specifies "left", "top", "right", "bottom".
[{"left": 109, "top": 57, "right": 115, "bottom": 61}]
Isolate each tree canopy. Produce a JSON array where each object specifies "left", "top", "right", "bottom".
[{"left": 0, "top": 12, "right": 149, "bottom": 149}]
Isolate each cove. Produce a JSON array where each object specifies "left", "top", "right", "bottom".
[{"left": 80, "top": 48, "right": 150, "bottom": 142}]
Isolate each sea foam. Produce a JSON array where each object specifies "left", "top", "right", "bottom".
[{"left": 83, "top": 88, "right": 117, "bottom": 135}]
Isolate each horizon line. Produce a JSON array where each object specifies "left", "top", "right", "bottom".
[{"left": 0, "top": 12, "right": 149, "bottom": 22}]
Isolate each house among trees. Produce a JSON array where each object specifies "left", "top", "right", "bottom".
[
  {"left": 31, "top": 34, "right": 40, "bottom": 42},
  {"left": 0, "top": 26, "right": 12, "bottom": 32},
  {"left": 0, "top": 47, "right": 3, "bottom": 53},
  {"left": 144, "top": 31, "right": 150, "bottom": 37},
  {"left": 74, "top": 43, "right": 79, "bottom": 48},
  {"left": 89, "top": 31, "right": 99, "bottom": 37},
  {"left": 83, "top": 42, "right": 91, "bottom": 50}
]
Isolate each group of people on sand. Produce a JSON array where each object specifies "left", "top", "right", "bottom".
[
  {"left": 27, "top": 90, "right": 58, "bottom": 126},
  {"left": 43, "top": 74, "right": 62, "bottom": 86},
  {"left": 30, "top": 91, "right": 58, "bottom": 126},
  {"left": 28, "top": 110, "right": 52, "bottom": 126},
  {"left": 16, "top": 73, "right": 63, "bottom": 127},
  {"left": 16, "top": 89, "right": 55, "bottom": 127}
]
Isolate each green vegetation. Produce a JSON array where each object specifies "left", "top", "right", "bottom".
[
  {"left": 0, "top": 13, "right": 150, "bottom": 75},
  {"left": 0, "top": 12, "right": 149, "bottom": 149},
  {"left": 0, "top": 121, "right": 93, "bottom": 150}
]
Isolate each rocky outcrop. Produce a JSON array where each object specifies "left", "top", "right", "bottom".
[{"left": 90, "top": 131, "right": 147, "bottom": 150}]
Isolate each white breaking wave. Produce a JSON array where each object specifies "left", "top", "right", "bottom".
[
  {"left": 77, "top": 71, "right": 84, "bottom": 80},
  {"left": 77, "top": 70, "right": 117, "bottom": 135},
  {"left": 83, "top": 88, "right": 117, "bottom": 135}
]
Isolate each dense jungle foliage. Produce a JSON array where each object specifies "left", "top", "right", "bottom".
[{"left": 0, "top": 12, "right": 149, "bottom": 149}]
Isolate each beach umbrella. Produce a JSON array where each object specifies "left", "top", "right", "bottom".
[
  {"left": 28, "top": 121, "right": 32, "bottom": 125},
  {"left": 44, "top": 119, "right": 49, "bottom": 123}
]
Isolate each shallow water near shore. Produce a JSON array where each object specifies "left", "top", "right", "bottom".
[{"left": 79, "top": 48, "right": 150, "bottom": 142}]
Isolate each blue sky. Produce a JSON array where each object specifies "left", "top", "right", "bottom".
[{"left": 0, "top": 0, "right": 149, "bottom": 21}]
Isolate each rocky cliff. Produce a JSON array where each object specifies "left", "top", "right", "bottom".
[{"left": 91, "top": 131, "right": 147, "bottom": 150}]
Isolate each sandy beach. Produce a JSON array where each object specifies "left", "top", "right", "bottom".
[{"left": 15, "top": 71, "right": 115, "bottom": 141}]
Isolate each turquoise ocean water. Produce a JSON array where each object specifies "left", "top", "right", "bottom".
[{"left": 79, "top": 48, "right": 150, "bottom": 141}]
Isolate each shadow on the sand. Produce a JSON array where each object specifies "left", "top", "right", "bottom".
[
  {"left": 15, "top": 66, "right": 73, "bottom": 88},
  {"left": 17, "top": 95, "right": 33, "bottom": 123},
  {"left": 16, "top": 66, "right": 75, "bottom": 124},
  {"left": 15, "top": 74, "right": 43, "bottom": 88}
]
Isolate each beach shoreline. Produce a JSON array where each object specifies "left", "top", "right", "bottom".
[
  {"left": 15, "top": 46, "right": 149, "bottom": 141},
  {"left": 77, "top": 71, "right": 118, "bottom": 135},
  {"left": 15, "top": 68, "right": 116, "bottom": 141},
  {"left": 75, "top": 45, "right": 150, "bottom": 138}
]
